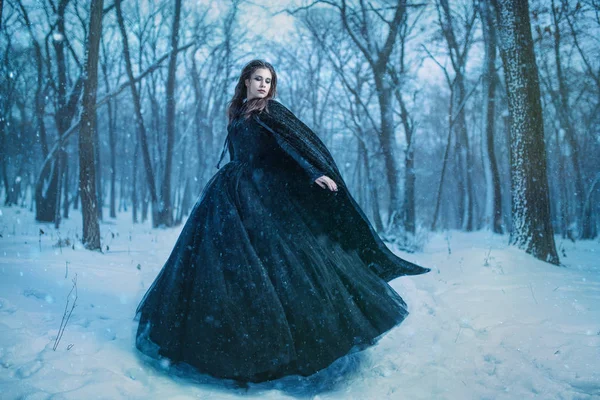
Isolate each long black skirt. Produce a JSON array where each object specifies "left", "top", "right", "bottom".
[{"left": 135, "top": 160, "right": 409, "bottom": 383}]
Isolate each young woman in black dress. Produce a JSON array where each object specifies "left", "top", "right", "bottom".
[{"left": 135, "top": 59, "right": 430, "bottom": 384}]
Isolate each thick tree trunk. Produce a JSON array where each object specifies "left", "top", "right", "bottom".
[
  {"left": 492, "top": 0, "right": 559, "bottom": 264},
  {"left": 78, "top": 0, "right": 104, "bottom": 250}
]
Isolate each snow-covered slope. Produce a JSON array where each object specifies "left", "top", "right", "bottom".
[{"left": 0, "top": 206, "right": 598, "bottom": 399}]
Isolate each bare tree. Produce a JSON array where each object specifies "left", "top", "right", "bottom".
[
  {"left": 479, "top": 0, "right": 503, "bottom": 233},
  {"left": 387, "top": 4, "right": 427, "bottom": 235},
  {"left": 99, "top": 25, "right": 120, "bottom": 219},
  {"left": 159, "top": 0, "right": 183, "bottom": 227},
  {"left": 492, "top": 0, "right": 559, "bottom": 264},
  {"left": 114, "top": 0, "right": 159, "bottom": 225},
  {"left": 79, "top": 0, "right": 105, "bottom": 250},
  {"left": 433, "top": 0, "right": 478, "bottom": 231},
  {"left": 298, "top": 10, "right": 384, "bottom": 230},
  {"left": 312, "top": 0, "right": 409, "bottom": 232},
  {"left": 550, "top": 0, "right": 586, "bottom": 235},
  {"left": 14, "top": 0, "right": 80, "bottom": 226}
]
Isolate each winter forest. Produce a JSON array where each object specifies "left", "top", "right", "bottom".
[{"left": 1, "top": 0, "right": 599, "bottom": 399}]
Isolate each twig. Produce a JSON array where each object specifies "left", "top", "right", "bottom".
[
  {"left": 454, "top": 326, "right": 462, "bottom": 343},
  {"left": 528, "top": 282, "right": 538, "bottom": 305},
  {"left": 53, "top": 274, "right": 78, "bottom": 351},
  {"left": 483, "top": 247, "right": 492, "bottom": 266},
  {"left": 57, "top": 231, "right": 63, "bottom": 254},
  {"left": 445, "top": 232, "right": 452, "bottom": 255},
  {"left": 39, "top": 229, "right": 45, "bottom": 252}
]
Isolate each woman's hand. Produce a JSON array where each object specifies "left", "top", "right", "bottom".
[{"left": 315, "top": 175, "right": 338, "bottom": 192}]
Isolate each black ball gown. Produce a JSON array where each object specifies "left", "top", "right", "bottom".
[{"left": 135, "top": 99, "right": 430, "bottom": 383}]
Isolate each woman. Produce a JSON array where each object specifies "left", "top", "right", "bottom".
[{"left": 135, "top": 59, "right": 430, "bottom": 384}]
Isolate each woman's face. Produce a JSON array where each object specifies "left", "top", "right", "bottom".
[{"left": 245, "top": 68, "right": 272, "bottom": 100}]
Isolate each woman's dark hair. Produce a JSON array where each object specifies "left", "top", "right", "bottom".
[{"left": 227, "top": 59, "right": 278, "bottom": 123}]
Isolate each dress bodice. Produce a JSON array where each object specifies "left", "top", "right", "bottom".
[
  {"left": 222, "top": 114, "right": 323, "bottom": 184},
  {"left": 228, "top": 116, "right": 281, "bottom": 166}
]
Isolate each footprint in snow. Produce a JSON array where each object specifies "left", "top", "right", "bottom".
[
  {"left": 0, "top": 297, "right": 17, "bottom": 314},
  {"left": 15, "top": 360, "right": 43, "bottom": 378}
]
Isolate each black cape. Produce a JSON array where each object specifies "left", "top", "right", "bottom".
[{"left": 223, "top": 99, "right": 430, "bottom": 282}]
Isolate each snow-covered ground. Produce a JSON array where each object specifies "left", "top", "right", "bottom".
[{"left": 0, "top": 205, "right": 598, "bottom": 400}]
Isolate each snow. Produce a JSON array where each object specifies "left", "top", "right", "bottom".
[{"left": 0, "top": 205, "right": 599, "bottom": 399}]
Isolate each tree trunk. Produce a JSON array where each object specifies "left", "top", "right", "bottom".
[
  {"left": 360, "top": 137, "right": 384, "bottom": 232},
  {"left": 52, "top": 3, "right": 69, "bottom": 225},
  {"left": 100, "top": 45, "right": 117, "bottom": 219},
  {"left": 0, "top": 118, "right": 8, "bottom": 205},
  {"left": 15, "top": 0, "right": 58, "bottom": 222},
  {"left": 62, "top": 158, "right": 69, "bottom": 218},
  {"left": 581, "top": 174, "right": 599, "bottom": 239},
  {"left": 550, "top": 0, "right": 585, "bottom": 235},
  {"left": 107, "top": 84, "right": 117, "bottom": 218},
  {"left": 94, "top": 107, "right": 103, "bottom": 221},
  {"left": 78, "top": 0, "right": 104, "bottom": 250},
  {"left": 132, "top": 139, "right": 139, "bottom": 223},
  {"left": 454, "top": 76, "right": 473, "bottom": 231},
  {"left": 431, "top": 94, "right": 455, "bottom": 230},
  {"left": 115, "top": 0, "right": 159, "bottom": 225},
  {"left": 555, "top": 127, "right": 569, "bottom": 238},
  {"left": 492, "top": 0, "right": 559, "bottom": 264},
  {"left": 334, "top": 0, "right": 406, "bottom": 233},
  {"left": 109, "top": 104, "right": 117, "bottom": 219},
  {"left": 375, "top": 78, "right": 402, "bottom": 231},
  {"left": 54, "top": 150, "right": 65, "bottom": 229},
  {"left": 480, "top": 0, "right": 503, "bottom": 234},
  {"left": 396, "top": 92, "right": 416, "bottom": 234},
  {"left": 159, "top": 0, "right": 182, "bottom": 227},
  {"left": 189, "top": 53, "right": 205, "bottom": 186},
  {"left": 389, "top": 62, "right": 417, "bottom": 234}
]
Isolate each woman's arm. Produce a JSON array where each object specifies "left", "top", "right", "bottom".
[
  {"left": 273, "top": 134, "right": 324, "bottom": 184},
  {"left": 256, "top": 100, "right": 339, "bottom": 191}
]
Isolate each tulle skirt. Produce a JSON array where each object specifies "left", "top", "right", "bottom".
[{"left": 135, "top": 160, "right": 409, "bottom": 382}]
